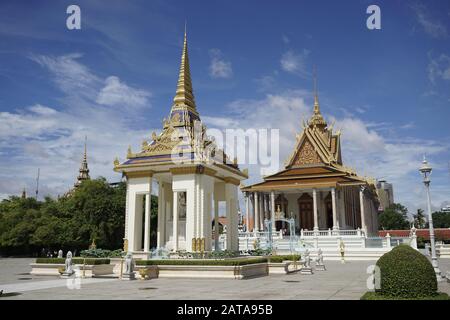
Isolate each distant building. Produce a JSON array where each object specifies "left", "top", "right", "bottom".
[
  {"left": 442, "top": 205, "right": 450, "bottom": 213},
  {"left": 376, "top": 180, "right": 394, "bottom": 212},
  {"left": 74, "top": 137, "right": 90, "bottom": 188},
  {"left": 64, "top": 137, "right": 91, "bottom": 197}
]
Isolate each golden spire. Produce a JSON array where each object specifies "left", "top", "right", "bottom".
[
  {"left": 309, "top": 66, "right": 327, "bottom": 129},
  {"left": 172, "top": 26, "right": 197, "bottom": 113},
  {"left": 75, "top": 136, "right": 90, "bottom": 188},
  {"left": 313, "top": 66, "right": 320, "bottom": 114}
]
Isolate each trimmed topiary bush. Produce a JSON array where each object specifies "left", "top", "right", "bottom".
[
  {"left": 136, "top": 257, "right": 267, "bottom": 266},
  {"left": 267, "top": 255, "right": 301, "bottom": 263},
  {"left": 80, "top": 248, "right": 123, "bottom": 258},
  {"left": 361, "top": 292, "right": 449, "bottom": 300},
  {"left": 35, "top": 258, "right": 110, "bottom": 265},
  {"left": 375, "top": 244, "right": 437, "bottom": 298}
]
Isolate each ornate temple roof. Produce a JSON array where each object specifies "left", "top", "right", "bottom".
[
  {"left": 242, "top": 85, "right": 376, "bottom": 192},
  {"left": 114, "top": 30, "right": 246, "bottom": 179},
  {"left": 284, "top": 90, "right": 342, "bottom": 169}
]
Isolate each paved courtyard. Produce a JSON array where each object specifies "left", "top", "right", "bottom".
[{"left": 0, "top": 257, "right": 449, "bottom": 300}]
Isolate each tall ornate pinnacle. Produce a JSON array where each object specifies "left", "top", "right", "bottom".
[
  {"left": 313, "top": 66, "right": 320, "bottom": 114},
  {"left": 172, "top": 27, "right": 197, "bottom": 113},
  {"left": 309, "top": 67, "right": 327, "bottom": 129},
  {"left": 75, "top": 136, "right": 90, "bottom": 188}
]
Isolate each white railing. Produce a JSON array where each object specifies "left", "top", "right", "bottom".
[
  {"left": 238, "top": 231, "right": 283, "bottom": 239},
  {"left": 339, "top": 229, "right": 359, "bottom": 236}
]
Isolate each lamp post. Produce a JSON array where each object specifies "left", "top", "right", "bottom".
[{"left": 419, "top": 156, "right": 442, "bottom": 280}]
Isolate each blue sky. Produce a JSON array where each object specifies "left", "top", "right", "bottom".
[{"left": 0, "top": 0, "right": 449, "bottom": 215}]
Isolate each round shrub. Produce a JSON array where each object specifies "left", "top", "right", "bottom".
[{"left": 376, "top": 244, "right": 437, "bottom": 298}]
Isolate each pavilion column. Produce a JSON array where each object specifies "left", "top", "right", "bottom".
[
  {"left": 359, "top": 186, "right": 367, "bottom": 234},
  {"left": 172, "top": 191, "right": 179, "bottom": 251},
  {"left": 144, "top": 177, "right": 152, "bottom": 252},
  {"left": 259, "top": 193, "right": 265, "bottom": 231},
  {"left": 313, "top": 188, "right": 319, "bottom": 234},
  {"left": 254, "top": 192, "right": 260, "bottom": 233},
  {"left": 331, "top": 187, "right": 339, "bottom": 232},
  {"left": 157, "top": 180, "right": 165, "bottom": 248},
  {"left": 270, "top": 191, "right": 276, "bottom": 232},
  {"left": 245, "top": 192, "right": 250, "bottom": 233},
  {"left": 214, "top": 199, "right": 219, "bottom": 251}
]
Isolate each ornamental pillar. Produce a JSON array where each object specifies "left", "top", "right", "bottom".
[
  {"left": 359, "top": 186, "right": 367, "bottom": 234},
  {"left": 270, "top": 191, "right": 276, "bottom": 232},
  {"left": 172, "top": 191, "right": 179, "bottom": 251},
  {"left": 331, "top": 187, "right": 339, "bottom": 231},
  {"left": 144, "top": 178, "right": 152, "bottom": 252},
  {"left": 254, "top": 192, "right": 260, "bottom": 233},
  {"left": 214, "top": 199, "right": 219, "bottom": 251},
  {"left": 313, "top": 189, "right": 319, "bottom": 233},
  {"left": 245, "top": 192, "right": 250, "bottom": 232}
]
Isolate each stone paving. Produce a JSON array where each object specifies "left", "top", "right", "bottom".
[{"left": 0, "top": 257, "right": 449, "bottom": 300}]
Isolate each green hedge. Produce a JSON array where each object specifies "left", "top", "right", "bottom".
[
  {"left": 80, "top": 248, "right": 123, "bottom": 258},
  {"left": 268, "top": 255, "right": 301, "bottom": 263},
  {"left": 35, "top": 258, "right": 110, "bottom": 265},
  {"left": 136, "top": 257, "right": 268, "bottom": 266},
  {"left": 376, "top": 244, "right": 437, "bottom": 298},
  {"left": 361, "top": 292, "right": 450, "bottom": 300}
]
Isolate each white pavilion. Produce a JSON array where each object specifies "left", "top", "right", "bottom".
[{"left": 114, "top": 30, "right": 247, "bottom": 258}]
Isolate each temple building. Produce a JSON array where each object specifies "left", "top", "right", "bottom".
[
  {"left": 64, "top": 137, "right": 91, "bottom": 197},
  {"left": 114, "top": 30, "right": 247, "bottom": 257},
  {"left": 241, "top": 89, "right": 380, "bottom": 236},
  {"left": 375, "top": 179, "right": 394, "bottom": 212}
]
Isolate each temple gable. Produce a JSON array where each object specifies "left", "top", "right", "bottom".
[{"left": 291, "top": 138, "right": 323, "bottom": 166}]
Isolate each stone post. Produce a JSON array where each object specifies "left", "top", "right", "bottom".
[{"left": 385, "top": 233, "right": 391, "bottom": 249}]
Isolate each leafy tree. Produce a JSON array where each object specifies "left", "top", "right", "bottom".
[
  {"left": 414, "top": 209, "right": 426, "bottom": 229},
  {"left": 0, "top": 178, "right": 130, "bottom": 256},
  {"left": 431, "top": 211, "right": 450, "bottom": 228},
  {"left": 378, "top": 203, "right": 410, "bottom": 230}
]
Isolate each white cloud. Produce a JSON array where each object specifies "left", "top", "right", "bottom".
[
  {"left": 282, "top": 35, "right": 290, "bottom": 44},
  {"left": 280, "top": 49, "right": 309, "bottom": 76},
  {"left": 209, "top": 49, "right": 233, "bottom": 79},
  {"left": 254, "top": 75, "right": 276, "bottom": 92},
  {"left": 96, "top": 76, "right": 151, "bottom": 108},
  {"left": 411, "top": 3, "right": 448, "bottom": 39},
  {"left": 0, "top": 54, "right": 154, "bottom": 199},
  {"left": 29, "top": 53, "right": 100, "bottom": 98},
  {"left": 428, "top": 52, "right": 450, "bottom": 84}
]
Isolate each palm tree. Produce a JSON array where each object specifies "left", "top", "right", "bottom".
[{"left": 414, "top": 209, "right": 426, "bottom": 229}]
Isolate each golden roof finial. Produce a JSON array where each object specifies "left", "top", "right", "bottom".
[
  {"left": 309, "top": 66, "right": 327, "bottom": 129},
  {"left": 172, "top": 25, "right": 196, "bottom": 112},
  {"left": 313, "top": 65, "right": 319, "bottom": 114}
]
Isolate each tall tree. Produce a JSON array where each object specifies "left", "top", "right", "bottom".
[
  {"left": 378, "top": 203, "right": 410, "bottom": 230},
  {"left": 431, "top": 211, "right": 450, "bottom": 228}
]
